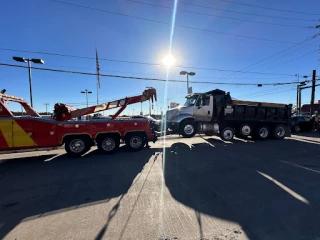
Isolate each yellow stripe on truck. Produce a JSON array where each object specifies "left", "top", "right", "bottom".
[
  {"left": 12, "top": 121, "right": 35, "bottom": 147},
  {"left": 0, "top": 120, "right": 13, "bottom": 147}
]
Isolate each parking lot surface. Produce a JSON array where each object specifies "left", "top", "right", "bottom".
[{"left": 1, "top": 133, "right": 320, "bottom": 240}]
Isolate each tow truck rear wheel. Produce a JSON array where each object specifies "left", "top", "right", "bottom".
[
  {"left": 125, "top": 133, "right": 145, "bottom": 151},
  {"left": 97, "top": 135, "right": 120, "bottom": 154},
  {"left": 65, "top": 136, "right": 90, "bottom": 157}
]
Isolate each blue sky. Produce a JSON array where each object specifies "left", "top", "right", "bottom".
[{"left": 0, "top": 0, "right": 320, "bottom": 115}]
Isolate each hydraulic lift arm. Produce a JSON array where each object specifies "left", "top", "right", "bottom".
[
  {"left": 0, "top": 94, "right": 40, "bottom": 117},
  {"left": 53, "top": 88, "right": 157, "bottom": 121}
]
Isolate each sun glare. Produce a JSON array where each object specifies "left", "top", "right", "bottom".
[{"left": 163, "top": 54, "right": 176, "bottom": 66}]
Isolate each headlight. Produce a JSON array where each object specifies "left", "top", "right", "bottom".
[{"left": 154, "top": 120, "right": 161, "bottom": 125}]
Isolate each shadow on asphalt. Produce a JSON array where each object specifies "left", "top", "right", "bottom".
[
  {"left": 164, "top": 138, "right": 320, "bottom": 240},
  {"left": 0, "top": 146, "right": 157, "bottom": 239},
  {"left": 1, "top": 137, "right": 320, "bottom": 239},
  {"left": 292, "top": 131, "right": 320, "bottom": 138}
]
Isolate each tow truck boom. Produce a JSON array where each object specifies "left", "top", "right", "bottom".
[{"left": 53, "top": 88, "right": 157, "bottom": 121}]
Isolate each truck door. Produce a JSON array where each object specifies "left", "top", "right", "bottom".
[
  {"left": 12, "top": 117, "right": 35, "bottom": 148},
  {"left": 193, "top": 95, "right": 213, "bottom": 121},
  {"left": 33, "top": 118, "right": 58, "bottom": 147},
  {"left": 0, "top": 119, "right": 13, "bottom": 150}
]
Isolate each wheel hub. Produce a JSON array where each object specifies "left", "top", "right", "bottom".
[
  {"left": 130, "top": 136, "right": 142, "bottom": 148},
  {"left": 277, "top": 127, "right": 285, "bottom": 137},
  {"left": 259, "top": 128, "right": 268, "bottom": 138},
  {"left": 223, "top": 130, "right": 233, "bottom": 140},
  {"left": 102, "top": 138, "right": 115, "bottom": 151},
  {"left": 184, "top": 124, "right": 194, "bottom": 135},
  {"left": 70, "top": 139, "right": 85, "bottom": 153},
  {"left": 241, "top": 125, "right": 251, "bottom": 135}
]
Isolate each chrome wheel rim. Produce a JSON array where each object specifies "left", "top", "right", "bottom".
[
  {"left": 259, "top": 128, "right": 268, "bottom": 138},
  {"left": 277, "top": 127, "right": 285, "bottom": 137},
  {"left": 69, "top": 139, "right": 85, "bottom": 153},
  {"left": 184, "top": 124, "right": 194, "bottom": 135},
  {"left": 130, "top": 136, "right": 142, "bottom": 148},
  {"left": 102, "top": 138, "right": 116, "bottom": 151},
  {"left": 241, "top": 125, "right": 251, "bottom": 136},
  {"left": 223, "top": 129, "right": 233, "bottom": 140}
]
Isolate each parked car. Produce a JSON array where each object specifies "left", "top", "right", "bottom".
[
  {"left": 131, "top": 115, "right": 161, "bottom": 131},
  {"left": 92, "top": 116, "right": 111, "bottom": 120},
  {"left": 291, "top": 116, "right": 313, "bottom": 133}
]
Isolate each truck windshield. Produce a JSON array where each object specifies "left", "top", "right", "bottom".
[{"left": 184, "top": 95, "right": 199, "bottom": 106}]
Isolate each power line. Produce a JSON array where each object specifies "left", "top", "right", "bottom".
[
  {"left": 237, "top": 85, "right": 292, "bottom": 99},
  {"left": 219, "top": 0, "right": 320, "bottom": 16},
  {"left": 2, "top": 57, "right": 293, "bottom": 79},
  {"left": 0, "top": 62, "right": 307, "bottom": 86},
  {"left": 0, "top": 48, "right": 296, "bottom": 76},
  {"left": 243, "top": 88, "right": 296, "bottom": 99},
  {"left": 227, "top": 49, "right": 318, "bottom": 82},
  {"left": 258, "top": 50, "right": 317, "bottom": 72},
  {"left": 128, "top": 0, "right": 309, "bottom": 29},
  {"left": 49, "top": 0, "right": 317, "bottom": 46},
  {"left": 166, "top": 0, "right": 318, "bottom": 22},
  {"left": 221, "top": 39, "right": 315, "bottom": 80}
]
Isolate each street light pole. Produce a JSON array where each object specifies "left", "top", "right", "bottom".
[
  {"left": 27, "top": 60, "right": 33, "bottom": 108},
  {"left": 13, "top": 56, "right": 44, "bottom": 108},
  {"left": 180, "top": 71, "right": 195, "bottom": 94},
  {"left": 81, "top": 89, "right": 92, "bottom": 107},
  {"left": 44, "top": 103, "right": 49, "bottom": 116}
]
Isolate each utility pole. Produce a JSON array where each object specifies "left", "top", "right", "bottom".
[
  {"left": 295, "top": 74, "right": 299, "bottom": 114},
  {"left": 44, "top": 103, "right": 49, "bottom": 115},
  {"left": 310, "top": 70, "right": 316, "bottom": 115}
]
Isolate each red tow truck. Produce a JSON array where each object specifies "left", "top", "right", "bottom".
[{"left": 0, "top": 88, "right": 158, "bottom": 156}]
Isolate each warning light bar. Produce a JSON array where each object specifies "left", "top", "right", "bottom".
[{"left": 0, "top": 93, "right": 24, "bottom": 101}]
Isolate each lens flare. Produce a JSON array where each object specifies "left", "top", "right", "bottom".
[{"left": 162, "top": 54, "right": 176, "bottom": 66}]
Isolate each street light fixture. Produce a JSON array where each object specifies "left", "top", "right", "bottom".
[
  {"left": 180, "top": 71, "right": 195, "bottom": 94},
  {"left": 13, "top": 56, "right": 44, "bottom": 107},
  {"left": 81, "top": 89, "right": 92, "bottom": 107}
]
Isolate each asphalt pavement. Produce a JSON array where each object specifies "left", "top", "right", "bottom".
[{"left": 1, "top": 133, "right": 320, "bottom": 240}]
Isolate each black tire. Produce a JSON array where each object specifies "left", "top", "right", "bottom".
[
  {"left": 239, "top": 124, "right": 252, "bottom": 137},
  {"left": 294, "top": 125, "right": 301, "bottom": 133},
  {"left": 65, "top": 136, "right": 90, "bottom": 157},
  {"left": 125, "top": 133, "right": 145, "bottom": 152},
  {"left": 274, "top": 124, "right": 286, "bottom": 140},
  {"left": 179, "top": 120, "right": 196, "bottom": 138},
  {"left": 97, "top": 135, "right": 120, "bottom": 154},
  {"left": 220, "top": 127, "right": 234, "bottom": 141},
  {"left": 255, "top": 126, "right": 269, "bottom": 140}
]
